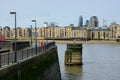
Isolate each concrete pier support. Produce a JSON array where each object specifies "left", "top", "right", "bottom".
[{"left": 65, "top": 43, "right": 83, "bottom": 66}]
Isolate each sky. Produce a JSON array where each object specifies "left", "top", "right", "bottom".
[{"left": 0, "top": 0, "right": 120, "bottom": 28}]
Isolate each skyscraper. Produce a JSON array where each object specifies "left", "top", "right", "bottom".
[
  {"left": 89, "top": 16, "right": 99, "bottom": 27},
  {"left": 70, "top": 24, "right": 74, "bottom": 27},
  {"left": 50, "top": 22, "right": 55, "bottom": 27},
  {"left": 85, "top": 20, "right": 89, "bottom": 27},
  {"left": 78, "top": 16, "right": 83, "bottom": 27},
  {"left": 43, "top": 22, "right": 48, "bottom": 27}
]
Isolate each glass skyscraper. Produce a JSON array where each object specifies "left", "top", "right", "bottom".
[
  {"left": 85, "top": 20, "right": 89, "bottom": 27},
  {"left": 78, "top": 16, "right": 83, "bottom": 27},
  {"left": 89, "top": 16, "right": 99, "bottom": 27}
]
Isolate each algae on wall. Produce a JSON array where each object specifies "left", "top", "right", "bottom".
[
  {"left": 0, "top": 46, "right": 61, "bottom": 80},
  {"left": 65, "top": 43, "right": 83, "bottom": 65}
]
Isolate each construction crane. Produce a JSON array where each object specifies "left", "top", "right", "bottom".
[{"left": 103, "top": 18, "right": 107, "bottom": 27}]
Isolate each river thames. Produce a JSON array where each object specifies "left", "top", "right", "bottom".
[{"left": 56, "top": 43, "right": 120, "bottom": 80}]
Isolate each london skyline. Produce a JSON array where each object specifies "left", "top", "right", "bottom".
[{"left": 0, "top": 0, "right": 120, "bottom": 27}]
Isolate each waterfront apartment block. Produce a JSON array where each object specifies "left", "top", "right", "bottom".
[
  {"left": 109, "top": 22, "right": 120, "bottom": 39},
  {"left": 89, "top": 27, "right": 109, "bottom": 40},
  {"left": 0, "top": 23, "right": 120, "bottom": 40}
]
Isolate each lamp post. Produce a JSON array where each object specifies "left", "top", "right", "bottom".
[
  {"left": 86, "top": 30, "right": 87, "bottom": 41},
  {"left": 10, "top": 12, "right": 17, "bottom": 62},
  {"left": 86, "top": 27, "right": 89, "bottom": 41},
  {"left": 32, "top": 20, "right": 37, "bottom": 54},
  {"left": 0, "top": 26, "right": 2, "bottom": 41},
  {"left": 30, "top": 25, "right": 32, "bottom": 46},
  {"left": 0, "top": 26, "right": 2, "bottom": 35}
]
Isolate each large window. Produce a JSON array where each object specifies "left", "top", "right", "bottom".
[
  {"left": 98, "top": 32, "right": 100, "bottom": 39},
  {"left": 92, "top": 32, "right": 94, "bottom": 39},
  {"left": 103, "top": 32, "right": 105, "bottom": 39}
]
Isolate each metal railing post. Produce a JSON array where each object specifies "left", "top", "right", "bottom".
[
  {"left": 0, "top": 54, "right": 1, "bottom": 68},
  {"left": 22, "top": 49, "right": 23, "bottom": 60},
  {"left": 8, "top": 52, "right": 9, "bottom": 65},
  {"left": 27, "top": 48, "right": 28, "bottom": 58},
  {"left": 31, "top": 48, "right": 33, "bottom": 56},
  {"left": 39, "top": 47, "right": 40, "bottom": 54},
  {"left": 14, "top": 51, "right": 17, "bottom": 62}
]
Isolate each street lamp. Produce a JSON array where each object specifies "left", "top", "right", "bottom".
[
  {"left": 0, "top": 26, "right": 2, "bottom": 35},
  {"left": 30, "top": 25, "right": 32, "bottom": 46},
  {"left": 86, "top": 27, "right": 89, "bottom": 41},
  {"left": 10, "top": 12, "right": 17, "bottom": 62},
  {"left": 32, "top": 20, "right": 37, "bottom": 54},
  {"left": 0, "top": 26, "right": 2, "bottom": 41}
]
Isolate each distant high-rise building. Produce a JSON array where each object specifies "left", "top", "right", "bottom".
[
  {"left": 43, "top": 22, "right": 48, "bottom": 27},
  {"left": 85, "top": 20, "right": 89, "bottom": 27},
  {"left": 50, "top": 22, "right": 56, "bottom": 27},
  {"left": 70, "top": 24, "right": 74, "bottom": 27},
  {"left": 78, "top": 16, "right": 83, "bottom": 27},
  {"left": 89, "top": 16, "right": 99, "bottom": 27}
]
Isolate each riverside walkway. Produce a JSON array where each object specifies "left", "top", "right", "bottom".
[{"left": 0, "top": 42, "right": 55, "bottom": 68}]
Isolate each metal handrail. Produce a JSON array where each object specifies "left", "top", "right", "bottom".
[{"left": 0, "top": 42, "right": 55, "bottom": 68}]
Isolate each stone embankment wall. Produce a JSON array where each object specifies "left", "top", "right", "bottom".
[{"left": 0, "top": 46, "right": 61, "bottom": 80}]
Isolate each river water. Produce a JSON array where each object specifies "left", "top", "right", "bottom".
[{"left": 56, "top": 43, "right": 120, "bottom": 80}]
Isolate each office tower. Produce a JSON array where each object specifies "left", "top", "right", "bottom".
[
  {"left": 89, "top": 16, "right": 99, "bottom": 27},
  {"left": 50, "top": 22, "right": 55, "bottom": 27},
  {"left": 70, "top": 24, "right": 74, "bottom": 27},
  {"left": 43, "top": 22, "right": 48, "bottom": 27},
  {"left": 85, "top": 20, "right": 89, "bottom": 27},
  {"left": 78, "top": 16, "right": 83, "bottom": 27}
]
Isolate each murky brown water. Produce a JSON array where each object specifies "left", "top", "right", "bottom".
[{"left": 57, "top": 43, "right": 120, "bottom": 80}]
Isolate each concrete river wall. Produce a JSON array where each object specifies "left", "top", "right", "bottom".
[
  {"left": 65, "top": 43, "right": 83, "bottom": 65},
  {"left": 0, "top": 42, "right": 61, "bottom": 80}
]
